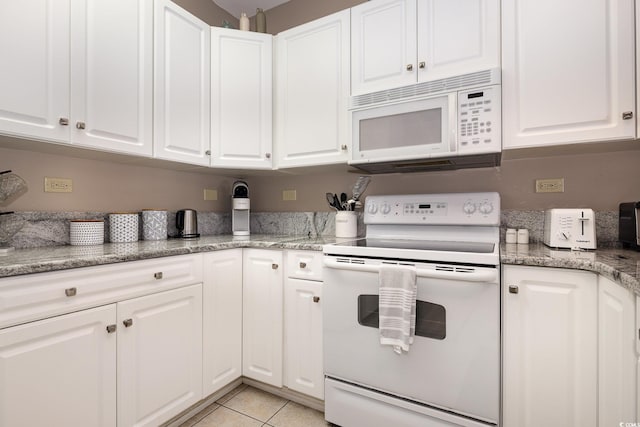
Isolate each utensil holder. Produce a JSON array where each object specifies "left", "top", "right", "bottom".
[{"left": 336, "top": 211, "right": 357, "bottom": 238}]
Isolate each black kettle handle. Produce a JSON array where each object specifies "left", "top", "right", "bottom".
[{"left": 176, "top": 210, "right": 184, "bottom": 230}]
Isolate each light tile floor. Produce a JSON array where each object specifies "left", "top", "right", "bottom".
[{"left": 180, "top": 384, "right": 331, "bottom": 427}]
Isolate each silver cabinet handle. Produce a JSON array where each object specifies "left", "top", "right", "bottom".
[
  {"left": 272, "top": 263, "right": 279, "bottom": 270},
  {"left": 76, "top": 121, "right": 86, "bottom": 130},
  {"left": 59, "top": 117, "right": 69, "bottom": 126},
  {"left": 266, "top": 153, "right": 271, "bottom": 159},
  {"left": 123, "top": 318, "right": 133, "bottom": 327},
  {"left": 106, "top": 324, "right": 117, "bottom": 333},
  {"left": 418, "top": 61, "right": 426, "bottom": 69},
  {"left": 341, "top": 144, "right": 348, "bottom": 151},
  {"left": 406, "top": 64, "right": 413, "bottom": 71},
  {"left": 65, "top": 287, "right": 77, "bottom": 297},
  {"left": 313, "top": 296, "right": 320, "bottom": 303},
  {"left": 508, "top": 285, "right": 519, "bottom": 294},
  {"left": 205, "top": 150, "right": 211, "bottom": 155},
  {"left": 299, "top": 262, "right": 307, "bottom": 269},
  {"left": 622, "top": 111, "right": 633, "bottom": 120},
  {"left": 154, "top": 272, "right": 163, "bottom": 280}
]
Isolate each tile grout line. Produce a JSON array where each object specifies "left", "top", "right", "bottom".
[
  {"left": 217, "top": 404, "right": 278, "bottom": 425},
  {"left": 264, "top": 400, "right": 291, "bottom": 426}
]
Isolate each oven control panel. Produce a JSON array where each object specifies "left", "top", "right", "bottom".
[{"left": 365, "top": 192, "right": 500, "bottom": 225}]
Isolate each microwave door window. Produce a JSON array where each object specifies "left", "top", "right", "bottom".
[{"left": 359, "top": 108, "right": 442, "bottom": 151}]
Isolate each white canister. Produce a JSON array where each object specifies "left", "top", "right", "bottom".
[
  {"left": 70, "top": 220, "right": 104, "bottom": 246},
  {"left": 142, "top": 209, "right": 167, "bottom": 241},
  {"left": 505, "top": 228, "right": 517, "bottom": 244},
  {"left": 335, "top": 211, "right": 357, "bottom": 238},
  {"left": 517, "top": 228, "right": 529, "bottom": 245},
  {"left": 109, "top": 213, "right": 139, "bottom": 243}
]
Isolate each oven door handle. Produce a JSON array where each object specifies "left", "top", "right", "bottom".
[{"left": 324, "top": 258, "right": 498, "bottom": 282}]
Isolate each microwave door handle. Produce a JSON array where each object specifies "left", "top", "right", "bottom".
[{"left": 323, "top": 258, "right": 497, "bottom": 282}]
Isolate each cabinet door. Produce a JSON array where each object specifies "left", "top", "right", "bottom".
[
  {"left": 243, "top": 249, "right": 283, "bottom": 387},
  {"left": 502, "top": 265, "right": 597, "bottom": 427},
  {"left": 70, "top": 0, "right": 153, "bottom": 156},
  {"left": 502, "top": 0, "right": 635, "bottom": 149},
  {"left": 275, "top": 9, "right": 351, "bottom": 168},
  {"left": 351, "top": 0, "right": 416, "bottom": 95},
  {"left": 117, "top": 284, "right": 203, "bottom": 427},
  {"left": 202, "top": 250, "right": 243, "bottom": 396},
  {"left": 0, "top": 305, "right": 116, "bottom": 427},
  {"left": 154, "top": 0, "right": 211, "bottom": 166},
  {"left": 0, "top": 0, "right": 70, "bottom": 143},
  {"left": 211, "top": 28, "right": 273, "bottom": 169},
  {"left": 598, "top": 275, "right": 637, "bottom": 426},
  {"left": 416, "top": 0, "right": 499, "bottom": 82},
  {"left": 284, "top": 278, "right": 323, "bottom": 399}
]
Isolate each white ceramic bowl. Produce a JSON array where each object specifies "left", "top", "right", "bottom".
[{"left": 70, "top": 220, "right": 104, "bottom": 246}]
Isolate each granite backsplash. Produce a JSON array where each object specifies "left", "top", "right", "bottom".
[{"left": 0, "top": 210, "right": 620, "bottom": 250}]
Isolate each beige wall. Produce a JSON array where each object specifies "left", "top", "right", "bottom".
[
  {"left": 173, "top": 0, "right": 238, "bottom": 27},
  {"left": 245, "top": 148, "right": 640, "bottom": 212},
  {"left": 0, "top": 146, "right": 238, "bottom": 213},
  {"left": 260, "top": 0, "right": 366, "bottom": 34}
]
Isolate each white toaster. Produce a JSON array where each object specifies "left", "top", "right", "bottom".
[{"left": 543, "top": 209, "right": 597, "bottom": 250}]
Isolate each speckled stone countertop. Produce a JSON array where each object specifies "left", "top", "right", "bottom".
[
  {"left": 501, "top": 243, "right": 640, "bottom": 295},
  {"left": 2, "top": 236, "right": 639, "bottom": 296},
  {"left": 0, "top": 234, "right": 335, "bottom": 279}
]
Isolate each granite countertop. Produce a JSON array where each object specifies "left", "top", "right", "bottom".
[
  {"left": 0, "top": 234, "right": 336, "bottom": 278},
  {"left": 1, "top": 236, "right": 639, "bottom": 296},
  {"left": 501, "top": 243, "right": 640, "bottom": 295}
]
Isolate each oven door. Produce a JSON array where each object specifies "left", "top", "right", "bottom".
[
  {"left": 350, "top": 93, "right": 457, "bottom": 165},
  {"left": 323, "top": 256, "right": 499, "bottom": 424}
]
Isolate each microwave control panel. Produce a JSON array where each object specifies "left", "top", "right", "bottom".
[{"left": 458, "top": 86, "right": 501, "bottom": 153}]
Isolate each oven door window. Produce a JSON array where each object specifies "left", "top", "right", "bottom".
[
  {"left": 352, "top": 94, "right": 455, "bottom": 163},
  {"left": 357, "top": 295, "right": 446, "bottom": 340}
]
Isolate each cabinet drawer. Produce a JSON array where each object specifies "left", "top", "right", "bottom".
[
  {"left": 0, "top": 254, "right": 203, "bottom": 329},
  {"left": 286, "top": 250, "right": 323, "bottom": 281}
]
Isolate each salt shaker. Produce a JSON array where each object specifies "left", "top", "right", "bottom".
[
  {"left": 505, "top": 228, "right": 517, "bottom": 244},
  {"left": 517, "top": 229, "right": 529, "bottom": 245}
]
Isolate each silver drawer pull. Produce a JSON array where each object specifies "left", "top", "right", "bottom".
[
  {"left": 154, "top": 272, "right": 163, "bottom": 280},
  {"left": 313, "top": 296, "right": 320, "bottom": 303},
  {"left": 59, "top": 117, "right": 69, "bottom": 126},
  {"left": 299, "top": 262, "right": 307, "bottom": 269},
  {"left": 508, "top": 285, "right": 519, "bottom": 294},
  {"left": 406, "top": 64, "right": 413, "bottom": 71},
  {"left": 106, "top": 324, "right": 117, "bottom": 333},
  {"left": 272, "top": 263, "right": 279, "bottom": 270},
  {"left": 123, "top": 318, "right": 133, "bottom": 327},
  {"left": 75, "top": 121, "right": 86, "bottom": 130},
  {"left": 65, "top": 287, "right": 77, "bottom": 297}
]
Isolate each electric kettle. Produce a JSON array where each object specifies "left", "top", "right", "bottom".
[{"left": 176, "top": 209, "right": 199, "bottom": 238}]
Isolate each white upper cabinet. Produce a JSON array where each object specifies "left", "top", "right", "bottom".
[
  {"left": 0, "top": 0, "right": 70, "bottom": 143},
  {"left": 0, "top": 0, "right": 153, "bottom": 156},
  {"left": 274, "top": 9, "right": 351, "bottom": 168},
  {"left": 351, "top": 0, "right": 500, "bottom": 96},
  {"left": 211, "top": 28, "right": 273, "bottom": 169},
  {"left": 154, "top": 0, "right": 211, "bottom": 166},
  {"left": 70, "top": 0, "right": 153, "bottom": 156},
  {"left": 502, "top": 0, "right": 636, "bottom": 149}
]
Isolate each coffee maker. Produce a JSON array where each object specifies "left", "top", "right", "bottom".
[{"left": 232, "top": 181, "right": 250, "bottom": 236}]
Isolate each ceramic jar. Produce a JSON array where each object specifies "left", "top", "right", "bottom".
[
  {"left": 109, "top": 213, "right": 138, "bottom": 243},
  {"left": 142, "top": 209, "right": 167, "bottom": 241},
  {"left": 70, "top": 220, "right": 104, "bottom": 246}
]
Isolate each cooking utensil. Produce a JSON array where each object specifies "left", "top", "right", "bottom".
[
  {"left": 333, "top": 193, "right": 343, "bottom": 211},
  {"left": 326, "top": 193, "right": 339, "bottom": 211},
  {"left": 351, "top": 176, "right": 371, "bottom": 201},
  {"left": 340, "top": 193, "right": 347, "bottom": 210}
]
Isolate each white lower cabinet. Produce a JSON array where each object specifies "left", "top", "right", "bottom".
[
  {"left": 117, "top": 284, "right": 203, "bottom": 427},
  {"left": 502, "top": 265, "right": 598, "bottom": 427},
  {"left": 598, "top": 275, "right": 637, "bottom": 426},
  {"left": 242, "top": 249, "right": 284, "bottom": 387},
  {"left": 0, "top": 305, "right": 117, "bottom": 427},
  {"left": 284, "top": 277, "right": 323, "bottom": 400},
  {"left": 503, "top": 265, "right": 639, "bottom": 427},
  {"left": 202, "top": 250, "right": 243, "bottom": 396}
]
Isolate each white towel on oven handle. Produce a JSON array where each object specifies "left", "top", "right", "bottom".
[{"left": 378, "top": 264, "right": 417, "bottom": 354}]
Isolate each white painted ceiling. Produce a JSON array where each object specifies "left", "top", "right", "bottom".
[{"left": 213, "top": 0, "right": 290, "bottom": 19}]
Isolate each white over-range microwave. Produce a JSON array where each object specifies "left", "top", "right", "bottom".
[{"left": 348, "top": 68, "right": 501, "bottom": 174}]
